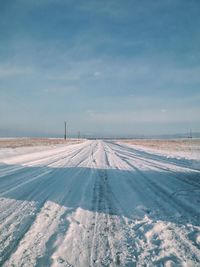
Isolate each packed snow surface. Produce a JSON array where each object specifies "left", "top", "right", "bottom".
[{"left": 0, "top": 140, "right": 199, "bottom": 266}]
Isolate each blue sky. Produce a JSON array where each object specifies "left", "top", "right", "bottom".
[{"left": 0, "top": 0, "right": 200, "bottom": 137}]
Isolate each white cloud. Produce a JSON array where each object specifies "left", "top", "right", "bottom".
[
  {"left": 0, "top": 65, "right": 33, "bottom": 77},
  {"left": 86, "top": 108, "right": 200, "bottom": 125},
  {"left": 93, "top": 71, "right": 101, "bottom": 77},
  {"left": 45, "top": 73, "right": 80, "bottom": 81}
]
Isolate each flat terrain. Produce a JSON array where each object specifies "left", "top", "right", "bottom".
[
  {"left": 0, "top": 140, "right": 200, "bottom": 266},
  {"left": 121, "top": 138, "right": 200, "bottom": 154},
  {"left": 0, "top": 138, "right": 82, "bottom": 148}
]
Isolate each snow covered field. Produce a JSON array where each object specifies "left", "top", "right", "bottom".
[
  {"left": 121, "top": 139, "right": 200, "bottom": 160},
  {"left": 0, "top": 138, "right": 82, "bottom": 148},
  {"left": 0, "top": 140, "right": 199, "bottom": 266}
]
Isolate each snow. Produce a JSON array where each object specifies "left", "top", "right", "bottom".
[
  {"left": 0, "top": 140, "right": 200, "bottom": 266},
  {"left": 120, "top": 139, "right": 200, "bottom": 161}
]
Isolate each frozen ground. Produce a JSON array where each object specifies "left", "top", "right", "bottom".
[
  {"left": 0, "top": 138, "right": 82, "bottom": 148},
  {"left": 121, "top": 139, "right": 200, "bottom": 160},
  {"left": 0, "top": 140, "right": 200, "bottom": 266}
]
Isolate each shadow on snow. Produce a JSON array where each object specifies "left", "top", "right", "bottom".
[{"left": 0, "top": 163, "right": 199, "bottom": 226}]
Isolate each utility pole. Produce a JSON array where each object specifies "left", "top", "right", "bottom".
[
  {"left": 190, "top": 129, "right": 192, "bottom": 139},
  {"left": 78, "top": 131, "right": 80, "bottom": 139},
  {"left": 64, "top": 122, "right": 67, "bottom": 140}
]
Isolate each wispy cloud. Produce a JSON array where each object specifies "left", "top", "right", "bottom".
[
  {"left": 86, "top": 108, "right": 200, "bottom": 125},
  {"left": 0, "top": 65, "right": 33, "bottom": 77}
]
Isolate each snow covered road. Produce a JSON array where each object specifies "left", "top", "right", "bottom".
[{"left": 0, "top": 140, "right": 200, "bottom": 266}]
